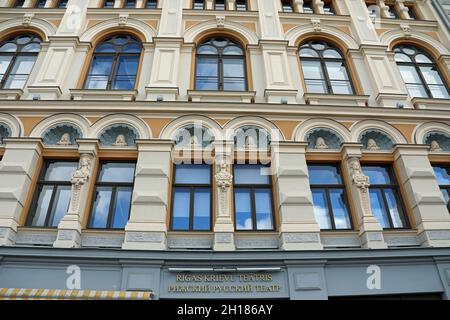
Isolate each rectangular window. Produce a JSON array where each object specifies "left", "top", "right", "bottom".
[
  {"left": 234, "top": 164, "right": 274, "bottom": 231},
  {"left": 433, "top": 165, "right": 450, "bottom": 213},
  {"left": 323, "top": 1, "right": 335, "bottom": 15},
  {"left": 281, "top": 0, "right": 293, "bottom": 12},
  {"left": 406, "top": 5, "right": 417, "bottom": 20},
  {"left": 215, "top": 0, "right": 225, "bottom": 10},
  {"left": 57, "top": 0, "right": 68, "bottom": 8},
  {"left": 363, "top": 165, "right": 409, "bottom": 229},
  {"left": 303, "top": 0, "right": 314, "bottom": 14},
  {"left": 171, "top": 164, "right": 212, "bottom": 231},
  {"left": 27, "top": 161, "right": 78, "bottom": 228},
  {"left": 308, "top": 164, "right": 352, "bottom": 230},
  {"left": 35, "top": 0, "right": 47, "bottom": 8},
  {"left": 124, "top": 0, "right": 136, "bottom": 8},
  {"left": 145, "top": 0, "right": 157, "bottom": 9},
  {"left": 193, "top": 0, "right": 204, "bottom": 9},
  {"left": 103, "top": 0, "right": 115, "bottom": 8},
  {"left": 236, "top": 0, "right": 247, "bottom": 11},
  {"left": 14, "top": 0, "right": 25, "bottom": 7},
  {"left": 89, "top": 162, "right": 136, "bottom": 229}
]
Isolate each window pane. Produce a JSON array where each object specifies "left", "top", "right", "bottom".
[
  {"left": 325, "top": 61, "right": 350, "bottom": 81},
  {"left": 384, "top": 189, "right": 407, "bottom": 228},
  {"left": 235, "top": 189, "right": 252, "bottom": 230},
  {"left": 172, "top": 188, "right": 191, "bottom": 230},
  {"left": 406, "top": 83, "right": 428, "bottom": 98},
  {"left": 308, "top": 165, "right": 342, "bottom": 185},
  {"left": 90, "top": 187, "right": 113, "bottom": 228},
  {"left": 234, "top": 165, "right": 270, "bottom": 185},
  {"left": 254, "top": 189, "right": 273, "bottom": 230},
  {"left": 329, "top": 189, "right": 351, "bottom": 229},
  {"left": 442, "top": 190, "right": 449, "bottom": 208},
  {"left": 330, "top": 80, "right": 353, "bottom": 94},
  {"left": 399, "top": 65, "right": 422, "bottom": 84},
  {"left": 415, "top": 54, "right": 432, "bottom": 64},
  {"left": 44, "top": 162, "right": 78, "bottom": 181},
  {"left": 434, "top": 166, "right": 450, "bottom": 185},
  {"left": 305, "top": 79, "right": 328, "bottom": 93},
  {"left": 0, "top": 56, "right": 12, "bottom": 81},
  {"left": 193, "top": 188, "right": 211, "bottom": 230},
  {"left": 113, "top": 56, "right": 139, "bottom": 90},
  {"left": 363, "top": 166, "right": 392, "bottom": 185},
  {"left": 312, "top": 189, "right": 332, "bottom": 229},
  {"left": 175, "top": 165, "right": 210, "bottom": 184},
  {"left": 98, "top": 163, "right": 135, "bottom": 183},
  {"left": 4, "top": 55, "right": 36, "bottom": 89},
  {"left": 223, "top": 58, "right": 246, "bottom": 91},
  {"left": 369, "top": 189, "right": 390, "bottom": 228},
  {"left": 85, "top": 56, "right": 114, "bottom": 89},
  {"left": 196, "top": 57, "right": 218, "bottom": 90},
  {"left": 111, "top": 187, "right": 132, "bottom": 228},
  {"left": 420, "top": 66, "right": 445, "bottom": 85},
  {"left": 31, "top": 185, "right": 53, "bottom": 227},
  {"left": 49, "top": 186, "right": 72, "bottom": 227},
  {"left": 301, "top": 60, "right": 324, "bottom": 79},
  {"left": 429, "top": 85, "right": 450, "bottom": 99},
  {"left": 215, "top": 0, "right": 225, "bottom": 10}
]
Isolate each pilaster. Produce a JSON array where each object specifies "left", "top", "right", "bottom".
[
  {"left": 213, "top": 140, "right": 235, "bottom": 251},
  {"left": 274, "top": 142, "right": 323, "bottom": 250},
  {"left": 0, "top": 138, "right": 43, "bottom": 246},
  {"left": 394, "top": 145, "right": 450, "bottom": 247},
  {"left": 341, "top": 144, "right": 388, "bottom": 249},
  {"left": 53, "top": 139, "right": 99, "bottom": 248},
  {"left": 122, "top": 140, "right": 174, "bottom": 250}
]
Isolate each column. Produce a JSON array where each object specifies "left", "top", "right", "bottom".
[
  {"left": 394, "top": 145, "right": 450, "bottom": 247},
  {"left": 294, "top": 1, "right": 304, "bottom": 13},
  {"left": 122, "top": 140, "right": 173, "bottom": 250},
  {"left": 0, "top": 138, "right": 43, "bottom": 246},
  {"left": 53, "top": 139, "right": 98, "bottom": 248},
  {"left": 395, "top": 0, "right": 412, "bottom": 20},
  {"left": 341, "top": 144, "right": 388, "bottom": 249},
  {"left": 312, "top": 0, "right": 324, "bottom": 14},
  {"left": 274, "top": 142, "right": 323, "bottom": 250},
  {"left": 343, "top": 0, "right": 380, "bottom": 45},
  {"left": 213, "top": 141, "right": 235, "bottom": 251}
]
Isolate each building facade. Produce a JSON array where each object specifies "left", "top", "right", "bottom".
[{"left": 0, "top": 0, "right": 450, "bottom": 300}]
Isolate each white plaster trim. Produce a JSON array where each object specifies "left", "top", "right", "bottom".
[
  {"left": 90, "top": 113, "right": 152, "bottom": 139},
  {"left": 292, "top": 118, "right": 351, "bottom": 142},
  {"left": 413, "top": 121, "right": 450, "bottom": 144},
  {"left": 350, "top": 119, "right": 408, "bottom": 144},
  {"left": 159, "top": 114, "right": 223, "bottom": 140},
  {"left": 0, "top": 113, "right": 23, "bottom": 137}
]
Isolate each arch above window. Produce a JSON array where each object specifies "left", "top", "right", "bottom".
[
  {"left": 359, "top": 130, "right": 394, "bottom": 151},
  {"left": 0, "top": 34, "right": 41, "bottom": 90},
  {"left": 0, "top": 122, "right": 11, "bottom": 144},
  {"left": 42, "top": 123, "right": 82, "bottom": 146},
  {"left": 173, "top": 125, "right": 215, "bottom": 149},
  {"left": 84, "top": 35, "right": 142, "bottom": 90},
  {"left": 195, "top": 37, "right": 247, "bottom": 92},
  {"left": 233, "top": 126, "right": 271, "bottom": 150},
  {"left": 99, "top": 124, "right": 139, "bottom": 147},
  {"left": 306, "top": 128, "right": 343, "bottom": 150},
  {"left": 424, "top": 131, "right": 450, "bottom": 152},
  {"left": 394, "top": 45, "right": 450, "bottom": 99},
  {"left": 299, "top": 40, "right": 354, "bottom": 95}
]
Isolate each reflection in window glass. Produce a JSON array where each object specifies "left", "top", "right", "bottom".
[
  {"left": 433, "top": 166, "right": 450, "bottom": 213},
  {"left": 234, "top": 164, "right": 274, "bottom": 231},
  {"left": 28, "top": 161, "right": 78, "bottom": 227},
  {"left": 308, "top": 165, "right": 352, "bottom": 230},
  {"left": 363, "top": 165, "right": 409, "bottom": 229},
  {"left": 171, "top": 165, "right": 211, "bottom": 231},
  {"left": 89, "top": 162, "right": 135, "bottom": 229}
]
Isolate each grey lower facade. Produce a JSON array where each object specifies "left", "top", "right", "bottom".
[{"left": 1, "top": 247, "right": 450, "bottom": 300}]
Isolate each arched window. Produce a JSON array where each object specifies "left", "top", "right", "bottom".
[
  {"left": 0, "top": 34, "right": 41, "bottom": 89},
  {"left": 84, "top": 35, "right": 142, "bottom": 90},
  {"left": 394, "top": 45, "right": 450, "bottom": 99},
  {"left": 195, "top": 37, "right": 247, "bottom": 91},
  {"left": 299, "top": 40, "right": 354, "bottom": 95}
]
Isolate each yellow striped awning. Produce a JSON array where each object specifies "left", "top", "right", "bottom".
[{"left": 0, "top": 288, "right": 153, "bottom": 300}]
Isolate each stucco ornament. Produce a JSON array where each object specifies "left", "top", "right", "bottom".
[
  {"left": 315, "top": 137, "right": 329, "bottom": 149},
  {"left": 113, "top": 134, "right": 128, "bottom": 147},
  {"left": 245, "top": 135, "right": 257, "bottom": 149},
  {"left": 216, "top": 15, "right": 225, "bottom": 28},
  {"left": 349, "top": 157, "right": 370, "bottom": 192},
  {"left": 69, "top": 155, "right": 92, "bottom": 212},
  {"left": 57, "top": 133, "right": 72, "bottom": 146},
  {"left": 367, "top": 138, "right": 380, "bottom": 151},
  {"left": 190, "top": 134, "right": 200, "bottom": 147},
  {"left": 215, "top": 163, "right": 233, "bottom": 192},
  {"left": 430, "top": 140, "right": 442, "bottom": 152}
]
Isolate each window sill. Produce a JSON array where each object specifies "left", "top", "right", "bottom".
[
  {"left": 188, "top": 90, "right": 256, "bottom": 103},
  {"left": 304, "top": 93, "right": 369, "bottom": 107},
  {"left": 70, "top": 89, "right": 137, "bottom": 101},
  {"left": 0, "top": 89, "right": 23, "bottom": 100},
  {"left": 412, "top": 97, "right": 450, "bottom": 111}
]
